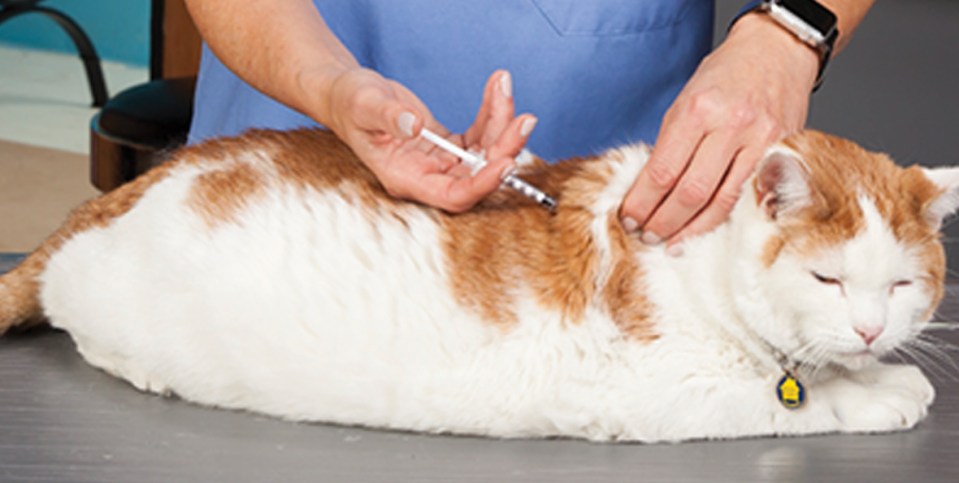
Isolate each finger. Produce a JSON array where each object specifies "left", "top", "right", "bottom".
[
  {"left": 443, "top": 114, "right": 533, "bottom": 180},
  {"left": 352, "top": 91, "right": 423, "bottom": 140},
  {"left": 666, "top": 145, "right": 764, "bottom": 249},
  {"left": 639, "top": 129, "right": 741, "bottom": 243},
  {"left": 463, "top": 70, "right": 504, "bottom": 147},
  {"left": 486, "top": 114, "right": 537, "bottom": 163},
  {"left": 466, "top": 70, "right": 514, "bottom": 150},
  {"left": 619, "top": 112, "right": 703, "bottom": 231},
  {"left": 478, "top": 72, "right": 515, "bottom": 149},
  {"left": 415, "top": 157, "right": 516, "bottom": 213},
  {"left": 432, "top": 133, "right": 466, "bottom": 168},
  {"left": 346, "top": 79, "right": 434, "bottom": 142}
]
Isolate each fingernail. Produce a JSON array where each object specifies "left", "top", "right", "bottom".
[
  {"left": 641, "top": 231, "right": 661, "bottom": 245},
  {"left": 499, "top": 72, "right": 512, "bottom": 98},
  {"left": 397, "top": 111, "right": 416, "bottom": 137},
  {"left": 621, "top": 216, "right": 639, "bottom": 232},
  {"left": 520, "top": 117, "right": 537, "bottom": 137},
  {"left": 666, "top": 244, "right": 684, "bottom": 257}
]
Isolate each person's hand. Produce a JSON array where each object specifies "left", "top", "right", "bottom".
[
  {"left": 321, "top": 68, "right": 537, "bottom": 212},
  {"left": 619, "top": 13, "right": 820, "bottom": 253}
]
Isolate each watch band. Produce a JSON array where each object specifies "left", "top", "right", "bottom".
[{"left": 732, "top": 0, "right": 839, "bottom": 91}]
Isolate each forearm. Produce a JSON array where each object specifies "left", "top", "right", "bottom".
[{"left": 183, "top": 0, "right": 358, "bottom": 124}]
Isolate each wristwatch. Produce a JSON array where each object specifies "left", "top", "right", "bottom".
[{"left": 738, "top": 0, "right": 839, "bottom": 91}]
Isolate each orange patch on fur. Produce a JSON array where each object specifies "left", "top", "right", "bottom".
[
  {"left": 766, "top": 131, "right": 948, "bottom": 308},
  {"left": 179, "top": 129, "right": 652, "bottom": 332},
  {"left": 442, "top": 152, "right": 657, "bottom": 341},
  {"left": 188, "top": 163, "right": 264, "bottom": 228},
  {"left": 761, "top": 235, "right": 786, "bottom": 268},
  {"left": 601, "top": 214, "right": 658, "bottom": 342},
  {"left": 181, "top": 129, "right": 417, "bottom": 236},
  {"left": 440, "top": 192, "right": 563, "bottom": 324},
  {"left": 440, "top": 157, "right": 591, "bottom": 326}
]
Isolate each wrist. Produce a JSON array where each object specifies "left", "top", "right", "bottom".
[
  {"left": 294, "top": 64, "right": 353, "bottom": 128},
  {"left": 728, "top": 12, "right": 820, "bottom": 90}
]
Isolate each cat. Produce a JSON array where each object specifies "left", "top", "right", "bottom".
[{"left": 0, "top": 128, "right": 955, "bottom": 443}]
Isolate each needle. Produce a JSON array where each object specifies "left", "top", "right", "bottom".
[{"left": 419, "top": 128, "right": 557, "bottom": 211}]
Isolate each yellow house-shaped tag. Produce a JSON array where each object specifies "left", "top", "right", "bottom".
[{"left": 777, "top": 373, "right": 806, "bottom": 409}]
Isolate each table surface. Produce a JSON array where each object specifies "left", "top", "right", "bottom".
[{"left": 1, "top": 253, "right": 958, "bottom": 483}]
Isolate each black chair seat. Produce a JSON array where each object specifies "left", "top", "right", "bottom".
[
  {"left": 89, "top": 0, "right": 201, "bottom": 192},
  {"left": 94, "top": 77, "right": 195, "bottom": 150},
  {"left": 90, "top": 76, "right": 195, "bottom": 191}
]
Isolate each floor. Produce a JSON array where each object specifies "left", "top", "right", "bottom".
[
  {"left": 0, "top": 44, "right": 146, "bottom": 154},
  {"left": 1, "top": 255, "right": 958, "bottom": 482},
  {"left": 0, "top": 45, "right": 145, "bottom": 252},
  {"left": 0, "top": 140, "right": 98, "bottom": 252}
]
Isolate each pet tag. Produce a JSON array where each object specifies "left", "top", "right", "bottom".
[{"left": 776, "top": 372, "right": 806, "bottom": 409}]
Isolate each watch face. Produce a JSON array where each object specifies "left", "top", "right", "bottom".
[{"left": 774, "top": 0, "right": 838, "bottom": 34}]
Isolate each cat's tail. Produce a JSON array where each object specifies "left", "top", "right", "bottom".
[{"left": 0, "top": 249, "right": 50, "bottom": 334}]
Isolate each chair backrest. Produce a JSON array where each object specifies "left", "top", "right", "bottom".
[{"left": 150, "top": 0, "right": 201, "bottom": 80}]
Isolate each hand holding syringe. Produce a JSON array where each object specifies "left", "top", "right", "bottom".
[{"left": 419, "top": 128, "right": 557, "bottom": 211}]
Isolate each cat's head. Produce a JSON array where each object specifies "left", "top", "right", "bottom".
[{"left": 739, "top": 131, "right": 959, "bottom": 371}]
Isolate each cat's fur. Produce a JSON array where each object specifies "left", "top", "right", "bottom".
[{"left": 1, "top": 129, "right": 956, "bottom": 442}]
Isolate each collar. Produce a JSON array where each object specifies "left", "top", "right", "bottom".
[{"left": 720, "top": 316, "right": 809, "bottom": 410}]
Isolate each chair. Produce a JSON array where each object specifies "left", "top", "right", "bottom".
[
  {"left": 0, "top": 0, "right": 108, "bottom": 106},
  {"left": 89, "top": 0, "right": 201, "bottom": 192}
]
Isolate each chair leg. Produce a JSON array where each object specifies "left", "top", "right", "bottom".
[{"left": 0, "top": 5, "right": 109, "bottom": 107}]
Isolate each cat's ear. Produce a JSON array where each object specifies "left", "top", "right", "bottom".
[
  {"left": 920, "top": 166, "right": 959, "bottom": 229},
  {"left": 754, "top": 146, "right": 812, "bottom": 221}
]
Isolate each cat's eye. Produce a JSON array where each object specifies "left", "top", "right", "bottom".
[
  {"left": 811, "top": 271, "right": 842, "bottom": 286},
  {"left": 890, "top": 280, "right": 913, "bottom": 294}
]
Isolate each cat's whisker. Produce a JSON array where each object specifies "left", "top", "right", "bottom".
[
  {"left": 901, "top": 340, "right": 959, "bottom": 381},
  {"left": 915, "top": 333, "right": 959, "bottom": 357},
  {"left": 927, "top": 311, "right": 959, "bottom": 327},
  {"left": 894, "top": 346, "right": 947, "bottom": 381},
  {"left": 791, "top": 339, "right": 820, "bottom": 362},
  {"left": 795, "top": 341, "right": 832, "bottom": 381},
  {"left": 889, "top": 349, "right": 909, "bottom": 366},
  {"left": 917, "top": 328, "right": 957, "bottom": 341},
  {"left": 911, "top": 344, "right": 959, "bottom": 377}
]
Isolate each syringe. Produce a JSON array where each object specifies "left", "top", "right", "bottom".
[{"left": 419, "top": 128, "right": 557, "bottom": 212}]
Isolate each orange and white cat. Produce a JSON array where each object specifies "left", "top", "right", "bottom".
[{"left": 0, "top": 129, "right": 955, "bottom": 442}]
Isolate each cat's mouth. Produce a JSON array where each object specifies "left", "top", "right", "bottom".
[{"left": 834, "top": 348, "right": 881, "bottom": 370}]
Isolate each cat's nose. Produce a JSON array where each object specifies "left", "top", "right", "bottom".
[{"left": 854, "top": 325, "right": 884, "bottom": 346}]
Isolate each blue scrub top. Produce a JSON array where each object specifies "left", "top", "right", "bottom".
[{"left": 188, "top": 0, "right": 715, "bottom": 162}]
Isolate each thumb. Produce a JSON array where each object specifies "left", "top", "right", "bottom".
[
  {"left": 389, "top": 109, "right": 423, "bottom": 140},
  {"left": 350, "top": 88, "right": 423, "bottom": 140}
]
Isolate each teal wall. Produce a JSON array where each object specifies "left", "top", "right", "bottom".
[{"left": 0, "top": 0, "right": 150, "bottom": 66}]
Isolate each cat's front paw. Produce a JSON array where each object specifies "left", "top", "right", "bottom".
[{"left": 824, "top": 364, "right": 934, "bottom": 433}]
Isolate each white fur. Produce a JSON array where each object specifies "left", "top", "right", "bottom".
[
  {"left": 38, "top": 141, "right": 944, "bottom": 442},
  {"left": 922, "top": 166, "right": 959, "bottom": 228}
]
